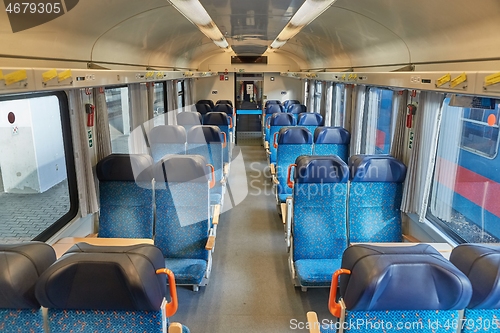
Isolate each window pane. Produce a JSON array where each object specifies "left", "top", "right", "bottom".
[
  {"left": 105, "top": 87, "right": 130, "bottom": 153},
  {"left": 362, "top": 87, "right": 395, "bottom": 154},
  {"left": 428, "top": 97, "right": 500, "bottom": 242},
  {"left": 0, "top": 95, "right": 70, "bottom": 243},
  {"left": 177, "top": 80, "right": 184, "bottom": 108},
  {"left": 153, "top": 83, "right": 166, "bottom": 126},
  {"left": 333, "top": 84, "right": 346, "bottom": 127}
]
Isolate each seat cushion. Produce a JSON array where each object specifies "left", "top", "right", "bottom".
[
  {"left": 164, "top": 258, "right": 207, "bottom": 285},
  {"left": 278, "top": 192, "right": 289, "bottom": 203},
  {"left": 295, "top": 259, "right": 342, "bottom": 287},
  {"left": 210, "top": 193, "right": 222, "bottom": 205}
]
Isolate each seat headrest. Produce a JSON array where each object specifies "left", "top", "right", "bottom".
[
  {"left": 349, "top": 155, "right": 406, "bottom": 182},
  {"left": 216, "top": 99, "right": 233, "bottom": 107},
  {"left": 450, "top": 244, "right": 500, "bottom": 309},
  {"left": 294, "top": 155, "right": 349, "bottom": 183},
  {"left": 339, "top": 244, "right": 472, "bottom": 311},
  {"left": 270, "top": 113, "right": 296, "bottom": 126},
  {"left": 196, "top": 99, "right": 214, "bottom": 109},
  {"left": 298, "top": 113, "right": 323, "bottom": 125},
  {"left": 187, "top": 125, "right": 223, "bottom": 143},
  {"left": 213, "top": 104, "right": 233, "bottom": 115},
  {"left": 314, "top": 127, "right": 351, "bottom": 144},
  {"left": 176, "top": 112, "right": 202, "bottom": 125},
  {"left": 194, "top": 103, "right": 212, "bottom": 115},
  {"left": 204, "top": 112, "right": 231, "bottom": 126},
  {"left": 0, "top": 242, "right": 56, "bottom": 309},
  {"left": 265, "top": 100, "right": 281, "bottom": 107},
  {"left": 149, "top": 125, "right": 186, "bottom": 144},
  {"left": 35, "top": 243, "right": 166, "bottom": 311},
  {"left": 287, "top": 104, "right": 307, "bottom": 114},
  {"left": 154, "top": 155, "right": 210, "bottom": 182},
  {"left": 283, "top": 100, "right": 300, "bottom": 109},
  {"left": 96, "top": 154, "right": 154, "bottom": 182},
  {"left": 265, "top": 104, "right": 283, "bottom": 114},
  {"left": 277, "top": 127, "right": 313, "bottom": 144}
]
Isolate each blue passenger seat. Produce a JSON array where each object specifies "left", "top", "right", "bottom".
[
  {"left": 264, "top": 104, "right": 282, "bottom": 143},
  {"left": 348, "top": 155, "right": 406, "bottom": 242},
  {"left": 176, "top": 112, "right": 203, "bottom": 132},
  {"left": 204, "top": 112, "right": 233, "bottom": 164},
  {"left": 286, "top": 104, "right": 307, "bottom": 122},
  {"left": 194, "top": 103, "right": 213, "bottom": 115},
  {"left": 216, "top": 99, "right": 233, "bottom": 107},
  {"left": 289, "top": 156, "right": 349, "bottom": 289},
  {"left": 450, "top": 244, "right": 500, "bottom": 333},
  {"left": 283, "top": 100, "right": 300, "bottom": 111},
  {"left": 35, "top": 243, "right": 190, "bottom": 333},
  {"left": 96, "top": 154, "right": 154, "bottom": 238},
  {"left": 153, "top": 155, "right": 215, "bottom": 290},
  {"left": 0, "top": 242, "right": 56, "bottom": 333},
  {"left": 269, "top": 113, "right": 296, "bottom": 164},
  {"left": 197, "top": 99, "right": 215, "bottom": 110},
  {"left": 265, "top": 100, "right": 281, "bottom": 107},
  {"left": 325, "top": 244, "right": 472, "bottom": 333},
  {"left": 297, "top": 113, "right": 323, "bottom": 134},
  {"left": 275, "top": 127, "right": 313, "bottom": 203},
  {"left": 313, "top": 127, "right": 350, "bottom": 162},
  {"left": 149, "top": 125, "right": 186, "bottom": 162},
  {"left": 213, "top": 103, "right": 233, "bottom": 116}
]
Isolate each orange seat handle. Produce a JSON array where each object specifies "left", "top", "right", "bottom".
[
  {"left": 221, "top": 132, "right": 227, "bottom": 148},
  {"left": 273, "top": 132, "right": 279, "bottom": 149},
  {"left": 328, "top": 269, "right": 351, "bottom": 318},
  {"left": 207, "top": 164, "right": 216, "bottom": 188},
  {"left": 287, "top": 164, "right": 297, "bottom": 188},
  {"left": 229, "top": 116, "right": 233, "bottom": 129},
  {"left": 156, "top": 268, "right": 178, "bottom": 317}
]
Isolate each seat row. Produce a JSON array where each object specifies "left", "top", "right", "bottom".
[
  {"left": 0, "top": 241, "right": 189, "bottom": 333},
  {"left": 195, "top": 99, "right": 233, "bottom": 115},
  {"left": 97, "top": 153, "right": 219, "bottom": 290},
  {"left": 308, "top": 243, "right": 500, "bottom": 333},
  {"left": 284, "top": 155, "right": 406, "bottom": 289}
]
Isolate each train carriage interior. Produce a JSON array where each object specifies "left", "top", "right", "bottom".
[{"left": 1, "top": 0, "right": 500, "bottom": 332}]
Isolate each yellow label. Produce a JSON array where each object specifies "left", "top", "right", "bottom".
[
  {"left": 58, "top": 70, "right": 72, "bottom": 82},
  {"left": 485, "top": 72, "right": 500, "bottom": 86},
  {"left": 0, "top": 70, "right": 3, "bottom": 80},
  {"left": 341, "top": 74, "right": 346, "bottom": 81},
  {"left": 146, "top": 71, "right": 154, "bottom": 79},
  {"left": 4, "top": 70, "right": 27, "bottom": 85},
  {"left": 156, "top": 72, "right": 164, "bottom": 79},
  {"left": 450, "top": 73, "right": 467, "bottom": 88},
  {"left": 436, "top": 73, "right": 451, "bottom": 87},
  {"left": 42, "top": 69, "right": 58, "bottom": 83}
]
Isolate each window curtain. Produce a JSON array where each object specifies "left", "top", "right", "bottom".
[
  {"left": 128, "top": 83, "right": 149, "bottom": 154},
  {"left": 362, "top": 88, "right": 379, "bottom": 154},
  {"left": 350, "top": 85, "right": 366, "bottom": 156},
  {"left": 324, "top": 82, "right": 334, "bottom": 126},
  {"left": 166, "top": 80, "right": 177, "bottom": 124},
  {"left": 93, "top": 88, "right": 112, "bottom": 162},
  {"left": 390, "top": 90, "right": 408, "bottom": 162},
  {"left": 68, "top": 89, "right": 98, "bottom": 217},
  {"left": 401, "top": 91, "right": 445, "bottom": 221},
  {"left": 184, "top": 78, "right": 194, "bottom": 109},
  {"left": 308, "top": 80, "right": 316, "bottom": 112}
]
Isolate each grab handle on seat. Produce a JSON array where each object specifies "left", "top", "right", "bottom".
[
  {"left": 207, "top": 164, "right": 216, "bottom": 188},
  {"left": 287, "top": 164, "right": 297, "bottom": 188},
  {"left": 328, "top": 269, "right": 351, "bottom": 318},
  {"left": 221, "top": 132, "right": 227, "bottom": 148},
  {"left": 228, "top": 116, "right": 233, "bottom": 129},
  {"left": 156, "top": 268, "right": 178, "bottom": 317},
  {"left": 273, "top": 132, "right": 279, "bottom": 149}
]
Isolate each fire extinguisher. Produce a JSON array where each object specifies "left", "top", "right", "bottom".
[
  {"left": 406, "top": 103, "right": 417, "bottom": 128},
  {"left": 85, "top": 103, "right": 95, "bottom": 127}
]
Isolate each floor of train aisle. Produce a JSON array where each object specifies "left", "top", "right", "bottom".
[{"left": 173, "top": 145, "right": 333, "bottom": 332}]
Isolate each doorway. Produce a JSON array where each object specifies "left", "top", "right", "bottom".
[{"left": 235, "top": 74, "right": 263, "bottom": 145}]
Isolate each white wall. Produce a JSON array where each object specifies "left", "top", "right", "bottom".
[
  {"left": 195, "top": 73, "right": 235, "bottom": 105},
  {"left": 262, "top": 74, "right": 304, "bottom": 104},
  {"left": 198, "top": 53, "right": 301, "bottom": 72}
]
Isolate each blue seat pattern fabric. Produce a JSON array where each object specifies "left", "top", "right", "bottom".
[
  {"left": 204, "top": 112, "right": 231, "bottom": 163},
  {"left": 269, "top": 113, "right": 296, "bottom": 164},
  {"left": 292, "top": 156, "right": 349, "bottom": 287},
  {"left": 177, "top": 112, "right": 203, "bottom": 132},
  {"left": 0, "top": 309, "right": 44, "bottom": 333},
  {"left": 348, "top": 155, "right": 407, "bottom": 242},
  {"left": 313, "top": 127, "right": 350, "bottom": 162},
  {"left": 297, "top": 113, "right": 323, "bottom": 134},
  {"left": 149, "top": 125, "right": 186, "bottom": 162},
  {"left": 187, "top": 126, "right": 224, "bottom": 185},
  {"left": 264, "top": 104, "right": 282, "bottom": 142},
  {"left": 164, "top": 258, "right": 208, "bottom": 285}
]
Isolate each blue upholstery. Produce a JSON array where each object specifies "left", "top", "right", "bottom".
[
  {"left": 297, "top": 113, "right": 323, "bottom": 134},
  {"left": 275, "top": 127, "right": 313, "bottom": 202},
  {"left": 287, "top": 104, "right": 307, "bottom": 122},
  {"left": 204, "top": 112, "right": 232, "bottom": 163},
  {"left": 348, "top": 155, "right": 406, "bottom": 242},
  {"left": 214, "top": 103, "right": 233, "bottom": 115},
  {"left": 265, "top": 100, "right": 281, "bottom": 107},
  {"left": 187, "top": 126, "right": 224, "bottom": 184},
  {"left": 313, "top": 127, "right": 350, "bottom": 162},
  {"left": 96, "top": 154, "right": 154, "bottom": 238},
  {"left": 197, "top": 99, "right": 214, "bottom": 109},
  {"left": 336, "top": 244, "right": 472, "bottom": 332},
  {"left": 292, "top": 156, "right": 349, "bottom": 287},
  {"left": 149, "top": 125, "right": 186, "bottom": 162},
  {"left": 177, "top": 112, "right": 203, "bottom": 132},
  {"left": 264, "top": 104, "right": 282, "bottom": 142},
  {"left": 154, "top": 156, "right": 211, "bottom": 286},
  {"left": 269, "top": 113, "right": 296, "bottom": 164},
  {"left": 283, "top": 100, "right": 300, "bottom": 110},
  {"left": 195, "top": 103, "right": 212, "bottom": 115},
  {"left": 0, "top": 242, "right": 55, "bottom": 333},
  {"left": 216, "top": 99, "right": 233, "bottom": 107}
]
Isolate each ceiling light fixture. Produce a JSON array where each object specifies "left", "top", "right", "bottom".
[{"left": 270, "top": 0, "right": 337, "bottom": 49}]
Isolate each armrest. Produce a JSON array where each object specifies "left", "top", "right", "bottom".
[
  {"left": 264, "top": 141, "right": 269, "bottom": 149},
  {"left": 212, "top": 204, "right": 221, "bottom": 225},
  {"left": 286, "top": 197, "right": 293, "bottom": 249},
  {"left": 168, "top": 323, "right": 183, "bottom": 333},
  {"left": 272, "top": 176, "right": 279, "bottom": 185},
  {"left": 306, "top": 312, "right": 321, "bottom": 333},
  {"left": 223, "top": 163, "right": 229, "bottom": 176},
  {"left": 280, "top": 203, "right": 287, "bottom": 224},
  {"left": 205, "top": 235, "right": 216, "bottom": 250},
  {"left": 270, "top": 163, "right": 276, "bottom": 176}
]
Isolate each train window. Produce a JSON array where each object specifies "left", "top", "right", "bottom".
[
  {"left": 361, "top": 87, "right": 395, "bottom": 154},
  {"left": 428, "top": 97, "right": 500, "bottom": 243},
  {"left": 0, "top": 92, "right": 77, "bottom": 243},
  {"left": 332, "top": 84, "right": 346, "bottom": 127},
  {"left": 153, "top": 82, "right": 166, "bottom": 116},
  {"left": 104, "top": 86, "right": 130, "bottom": 153},
  {"left": 314, "top": 81, "right": 323, "bottom": 114}
]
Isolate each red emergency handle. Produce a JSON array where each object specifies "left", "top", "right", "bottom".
[{"left": 85, "top": 103, "right": 95, "bottom": 127}]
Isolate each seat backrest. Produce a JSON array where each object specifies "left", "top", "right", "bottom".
[
  {"left": 297, "top": 113, "right": 323, "bottom": 133},
  {"left": 196, "top": 99, "right": 215, "bottom": 109},
  {"left": 283, "top": 100, "right": 300, "bottom": 110},
  {"left": 313, "top": 127, "right": 351, "bottom": 162},
  {"left": 264, "top": 104, "right": 283, "bottom": 139},
  {"left": 348, "top": 155, "right": 407, "bottom": 242},
  {"left": 292, "top": 156, "right": 349, "bottom": 261},
  {"left": 176, "top": 112, "right": 203, "bottom": 132},
  {"left": 339, "top": 244, "right": 472, "bottom": 311},
  {"left": 287, "top": 104, "right": 307, "bottom": 122},
  {"left": 0, "top": 242, "right": 55, "bottom": 333},
  {"left": 96, "top": 154, "right": 154, "bottom": 238},
  {"left": 187, "top": 125, "right": 224, "bottom": 182},
  {"left": 203, "top": 112, "right": 231, "bottom": 163},
  {"left": 269, "top": 113, "right": 296, "bottom": 163},
  {"left": 194, "top": 103, "right": 212, "bottom": 115},
  {"left": 213, "top": 103, "right": 233, "bottom": 115},
  {"left": 276, "top": 127, "right": 313, "bottom": 201},
  {"left": 265, "top": 100, "right": 281, "bottom": 107},
  {"left": 148, "top": 125, "right": 186, "bottom": 162},
  {"left": 216, "top": 99, "right": 233, "bottom": 107},
  {"left": 450, "top": 244, "right": 500, "bottom": 309},
  {"left": 153, "top": 155, "right": 211, "bottom": 260}
]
